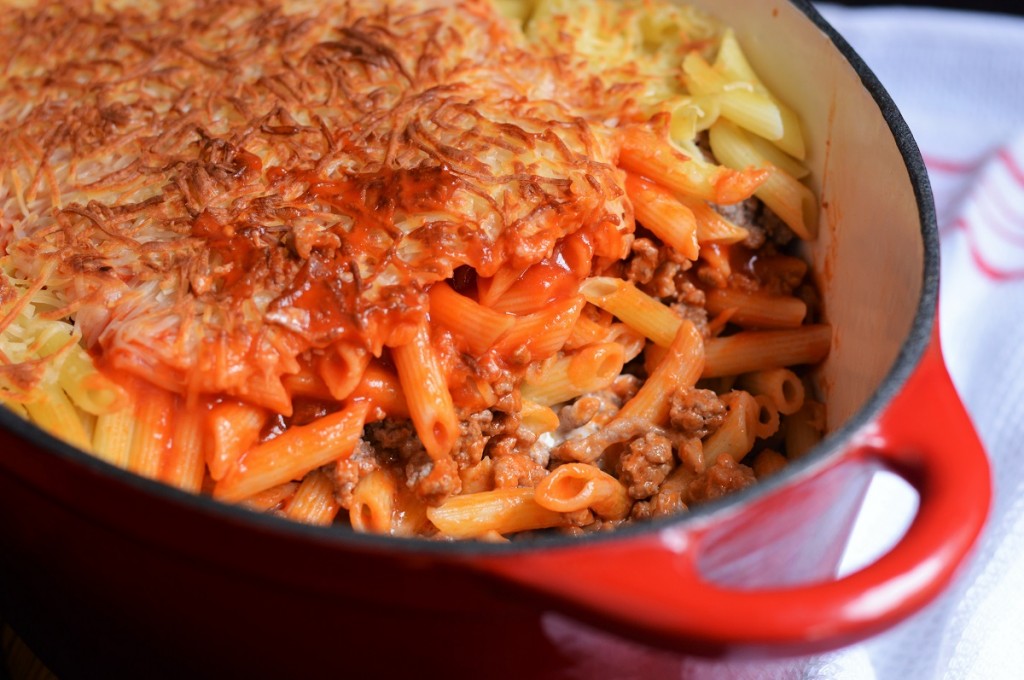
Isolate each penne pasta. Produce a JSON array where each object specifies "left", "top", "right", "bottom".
[
  {"left": 214, "top": 401, "right": 370, "bottom": 504},
  {"left": 426, "top": 488, "right": 565, "bottom": 539},
  {"left": 127, "top": 380, "right": 176, "bottom": 480},
  {"left": 521, "top": 342, "right": 626, "bottom": 407},
  {"left": 429, "top": 282, "right": 516, "bottom": 355},
  {"left": 580, "top": 277, "right": 681, "bottom": 347},
  {"left": 318, "top": 343, "right": 370, "bottom": 401},
  {"left": 160, "top": 405, "right": 207, "bottom": 494},
  {"left": 615, "top": 320, "right": 703, "bottom": 425},
  {"left": 617, "top": 125, "right": 770, "bottom": 205},
  {"left": 752, "top": 394, "right": 780, "bottom": 440},
  {"left": 206, "top": 400, "right": 267, "bottom": 482},
  {"left": 709, "top": 119, "right": 818, "bottom": 239},
  {"left": 738, "top": 368, "right": 806, "bottom": 415},
  {"left": 623, "top": 172, "right": 699, "bottom": 260},
  {"left": 535, "top": 463, "right": 631, "bottom": 520},
  {"left": 493, "top": 295, "right": 585, "bottom": 360},
  {"left": 348, "top": 468, "right": 397, "bottom": 534},
  {"left": 704, "top": 288, "right": 807, "bottom": 329},
  {"left": 703, "top": 391, "right": 758, "bottom": 465},
  {"left": 91, "top": 406, "right": 135, "bottom": 469},
  {"left": 391, "top": 322, "right": 460, "bottom": 461},
  {"left": 676, "top": 195, "right": 750, "bottom": 245},
  {"left": 286, "top": 470, "right": 342, "bottom": 527},
  {"left": 702, "top": 326, "right": 831, "bottom": 378}
]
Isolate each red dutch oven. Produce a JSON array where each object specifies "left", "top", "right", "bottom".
[{"left": 0, "top": 1, "right": 991, "bottom": 678}]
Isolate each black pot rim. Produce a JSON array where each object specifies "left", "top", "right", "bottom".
[{"left": 0, "top": 0, "right": 939, "bottom": 558}]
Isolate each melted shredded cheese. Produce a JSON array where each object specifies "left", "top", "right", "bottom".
[{"left": 0, "top": 0, "right": 721, "bottom": 408}]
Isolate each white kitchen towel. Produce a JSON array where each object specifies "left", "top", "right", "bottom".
[{"left": 804, "top": 5, "right": 1024, "bottom": 680}]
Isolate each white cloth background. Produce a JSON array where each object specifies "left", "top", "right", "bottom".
[{"left": 804, "top": 5, "right": 1024, "bottom": 679}]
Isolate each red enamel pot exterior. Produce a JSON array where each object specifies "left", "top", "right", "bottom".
[{"left": 0, "top": 1, "right": 992, "bottom": 678}]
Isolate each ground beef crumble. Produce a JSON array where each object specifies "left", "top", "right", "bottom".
[
  {"left": 685, "top": 454, "right": 756, "bottom": 504},
  {"left": 618, "top": 431, "right": 674, "bottom": 499},
  {"left": 332, "top": 440, "right": 379, "bottom": 508},
  {"left": 669, "top": 388, "right": 727, "bottom": 439}
]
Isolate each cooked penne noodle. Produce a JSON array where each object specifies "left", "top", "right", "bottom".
[
  {"left": 606, "top": 322, "right": 647, "bottom": 363},
  {"left": 348, "top": 468, "right": 397, "bottom": 534},
  {"left": 391, "top": 486, "right": 431, "bottom": 537},
  {"left": 426, "top": 488, "right": 565, "bottom": 539},
  {"left": 682, "top": 52, "right": 788, "bottom": 143},
  {"left": 709, "top": 119, "right": 818, "bottom": 239},
  {"left": 206, "top": 400, "right": 267, "bottom": 482},
  {"left": 214, "top": 400, "right": 370, "bottom": 504},
  {"left": 703, "top": 391, "right": 758, "bottom": 465},
  {"left": 703, "top": 326, "right": 831, "bottom": 378},
  {"left": 392, "top": 322, "right": 459, "bottom": 461},
  {"left": 717, "top": 89, "right": 786, "bottom": 145},
  {"left": 91, "top": 406, "right": 135, "bottom": 469},
  {"left": 704, "top": 288, "right": 807, "bottom": 328},
  {"left": 580, "top": 277, "right": 681, "bottom": 347},
  {"left": 785, "top": 399, "right": 826, "bottom": 460},
  {"left": 623, "top": 172, "right": 699, "bottom": 260},
  {"left": 493, "top": 295, "right": 584, "bottom": 360},
  {"left": 713, "top": 29, "right": 806, "bottom": 159},
  {"left": 239, "top": 482, "right": 299, "bottom": 513},
  {"left": 617, "top": 125, "right": 770, "bottom": 205},
  {"left": 521, "top": 342, "right": 625, "bottom": 406},
  {"left": 535, "top": 463, "right": 631, "bottom": 520},
  {"left": 350, "top": 362, "right": 409, "bottom": 420},
  {"left": 127, "top": 381, "right": 175, "bottom": 480},
  {"left": 519, "top": 399, "right": 561, "bottom": 436},
  {"left": 676, "top": 195, "right": 750, "bottom": 244},
  {"left": 564, "top": 312, "right": 612, "bottom": 350},
  {"left": 29, "top": 323, "right": 127, "bottom": 416},
  {"left": 615, "top": 320, "right": 703, "bottom": 425},
  {"left": 669, "top": 94, "right": 721, "bottom": 141},
  {"left": 738, "top": 368, "right": 806, "bottom": 415},
  {"left": 160, "top": 406, "right": 206, "bottom": 493},
  {"left": 752, "top": 394, "right": 780, "bottom": 440},
  {"left": 429, "top": 282, "right": 516, "bottom": 355},
  {"left": 286, "top": 470, "right": 342, "bottom": 527},
  {"left": 318, "top": 343, "right": 370, "bottom": 401},
  {"left": 24, "top": 383, "right": 92, "bottom": 453}
]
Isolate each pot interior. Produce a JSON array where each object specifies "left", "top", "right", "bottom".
[{"left": 691, "top": 0, "right": 934, "bottom": 432}]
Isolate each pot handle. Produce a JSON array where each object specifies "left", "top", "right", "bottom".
[{"left": 473, "top": 332, "right": 991, "bottom": 654}]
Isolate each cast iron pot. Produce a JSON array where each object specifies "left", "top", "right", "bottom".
[{"left": 0, "top": 1, "right": 991, "bottom": 678}]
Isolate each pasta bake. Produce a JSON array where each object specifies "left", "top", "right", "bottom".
[{"left": 0, "top": 0, "right": 830, "bottom": 539}]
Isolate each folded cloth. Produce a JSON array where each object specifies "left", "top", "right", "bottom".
[{"left": 804, "top": 4, "right": 1024, "bottom": 680}]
